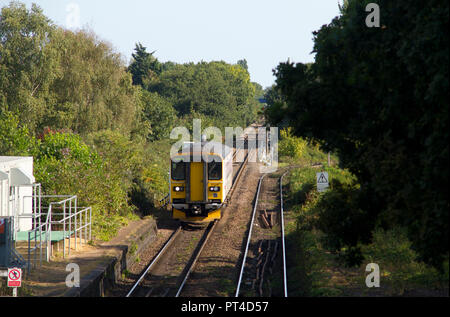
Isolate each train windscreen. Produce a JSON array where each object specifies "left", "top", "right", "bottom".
[
  {"left": 171, "top": 161, "right": 186, "bottom": 180},
  {"left": 208, "top": 162, "right": 222, "bottom": 180}
]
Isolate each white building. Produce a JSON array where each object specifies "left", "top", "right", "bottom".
[{"left": 0, "top": 156, "right": 36, "bottom": 232}]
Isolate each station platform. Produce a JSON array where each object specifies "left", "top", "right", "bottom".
[
  {"left": 5, "top": 217, "right": 158, "bottom": 297},
  {"left": 15, "top": 231, "right": 74, "bottom": 242}
]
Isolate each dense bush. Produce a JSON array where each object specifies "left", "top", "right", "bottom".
[
  {"left": 36, "top": 129, "right": 98, "bottom": 164},
  {"left": 0, "top": 111, "right": 36, "bottom": 156},
  {"left": 129, "top": 139, "right": 172, "bottom": 214},
  {"left": 361, "top": 228, "right": 448, "bottom": 293},
  {"left": 286, "top": 161, "right": 448, "bottom": 294},
  {"left": 0, "top": 119, "right": 139, "bottom": 240},
  {"left": 278, "top": 128, "right": 307, "bottom": 159},
  {"left": 34, "top": 131, "right": 135, "bottom": 240},
  {"left": 85, "top": 130, "right": 142, "bottom": 193}
]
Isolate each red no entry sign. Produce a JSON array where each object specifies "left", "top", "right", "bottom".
[{"left": 8, "top": 268, "right": 22, "bottom": 287}]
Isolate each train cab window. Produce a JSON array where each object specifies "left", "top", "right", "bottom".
[
  {"left": 171, "top": 161, "right": 186, "bottom": 180},
  {"left": 208, "top": 161, "right": 222, "bottom": 180}
]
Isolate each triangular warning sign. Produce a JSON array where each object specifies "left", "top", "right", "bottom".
[{"left": 317, "top": 173, "right": 328, "bottom": 184}]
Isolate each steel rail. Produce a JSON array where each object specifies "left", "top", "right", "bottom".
[
  {"left": 175, "top": 220, "right": 218, "bottom": 297},
  {"left": 175, "top": 135, "right": 249, "bottom": 296},
  {"left": 235, "top": 171, "right": 290, "bottom": 297},
  {"left": 235, "top": 173, "right": 267, "bottom": 297},
  {"left": 126, "top": 226, "right": 182, "bottom": 297},
  {"left": 228, "top": 152, "right": 249, "bottom": 202},
  {"left": 280, "top": 171, "right": 289, "bottom": 297},
  {"left": 232, "top": 135, "right": 248, "bottom": 161}
]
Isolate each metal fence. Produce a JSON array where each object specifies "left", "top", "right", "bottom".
[{"left": 25, "top": 194, "right": 92, "bottom": 272}]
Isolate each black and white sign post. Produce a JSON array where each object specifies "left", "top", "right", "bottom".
[{"left": 7, "top": 267, "right": 22, "bottom": 297}]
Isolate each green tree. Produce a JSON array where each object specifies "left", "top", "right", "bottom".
[
  {"left": 264, "top": 85, "right": 288, "bottom": 128},
  {"left": 128, "top": 42, "right": 162, "bottom": 88},
  {"left": 0, "top": 111, "right": 37, "bottom": 156},
  {"left": 0, "top": 3, "right": 140, "bottom": 136},
  {"left": 45, "top": 29, "right": 138, "bottom": 135},
  {"left": 85, "top": 130, "right": 142, "bottom": 193},
  {"left": 267, "top": 0, "right": 449, "bottom": 268},
  {"left": 0, "top": 2, "right": 59, "bottom": 131},
  {"left": 138, "top": 89, "right": 176, "bottom": 141},
  {"left": 237, "top": 59, "right": 248, "bottom": 71},
  {"left": 150, "top": 61, "right": 257, "bottom": 130}
]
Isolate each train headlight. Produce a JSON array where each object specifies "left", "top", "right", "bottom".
[
  {"left": 209, "top": 186, "right": 220, "bottom": 192},
  {"left": 173, "top": 186, "right": 184, "bottom": 192}
]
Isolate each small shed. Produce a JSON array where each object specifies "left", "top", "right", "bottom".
[{"left": 0, "top": 156, "right": 35, "bottom": 232}]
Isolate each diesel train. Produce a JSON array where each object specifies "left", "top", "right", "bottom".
[{"left": 169, "top": 139, "right": 235, "bottom": 223}]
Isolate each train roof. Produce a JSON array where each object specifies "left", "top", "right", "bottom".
[{"left": 172, "top": 141, "right": 232, "bottom": 159}]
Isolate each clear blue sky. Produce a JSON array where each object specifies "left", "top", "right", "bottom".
[{"left": 2, "top": 0, "right": 342, "bottom": 88}]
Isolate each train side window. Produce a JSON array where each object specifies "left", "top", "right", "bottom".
[
  {"left": 208, "top": 162, "right": 222, "bottom": 180},
  {"left": 171, "top": 161, "right": 186, "bottom": 180}
]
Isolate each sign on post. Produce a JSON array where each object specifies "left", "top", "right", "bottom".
[
  {"left": 316, "top": 172, "right": 329, "bottom": 192},
  {"left": 8, "top": 268, "right": 22, "bottom": 287}
]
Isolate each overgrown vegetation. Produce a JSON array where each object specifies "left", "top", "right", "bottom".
[
  {"left": 282, "top": 144, "right": 448, "bottom": 296},
  {"left": 278, "top": 128, "right": 307, "bottom": 159}
]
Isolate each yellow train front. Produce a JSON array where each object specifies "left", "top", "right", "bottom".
[{"left": 170, "top": 141, "right": 233, "bottom": 223}]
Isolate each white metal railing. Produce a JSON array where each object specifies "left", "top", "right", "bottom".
[
  {"left": 27, "top": 208, "right": 51, "bottom": 272},
  {"left": 6, "top": 182, "right": 93, "bottom": 272},
  {"left": 25, "top": 195, "right": 92, "bottom": 272},
  {"left": 11, "top": 183, "right": 42, "bottom": 239}
]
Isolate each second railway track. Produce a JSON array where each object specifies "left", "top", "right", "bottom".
[{"left": 235, "top": 171, "right": 289, "bottom": 297}]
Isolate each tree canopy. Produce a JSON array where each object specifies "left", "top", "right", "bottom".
[
  {"left": 128, "top": 42, "right": 162, "bottom": 88},
  {"left": 149, "top": 60, "right": 258, "bottom": 130},
  {"left": 0, "top": 2, "right": 139, "bottom": 136},
  {"left": 0, "top": 2, "right": 58, "bottom": 131},
  {"left": 265, "top": 0, "right": 448, "bottom": 268}
]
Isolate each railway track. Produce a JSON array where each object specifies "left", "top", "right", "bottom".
[
  {"left": 126, "top": 221, "right": 217, "bottom": 297},
  {"left": 126, "top": 134, "right": 251, "bottom": 298},
  {"left": 173, "top": 138, "right": 251, "bottom": 297},
  {"left": 235, "top": 171, "right": 289, "bottom": 297}
]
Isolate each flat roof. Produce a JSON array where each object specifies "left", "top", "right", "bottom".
[
  {"left": 173, "top": 141, "right": 232, "bottom": 158},
  {"left": 0, "top": 156, "right": 33, "bottom": 163}
]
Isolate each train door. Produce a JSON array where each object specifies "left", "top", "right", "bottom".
[{"left": 190, "top": 162, "right": 204, "bottom": 202}]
